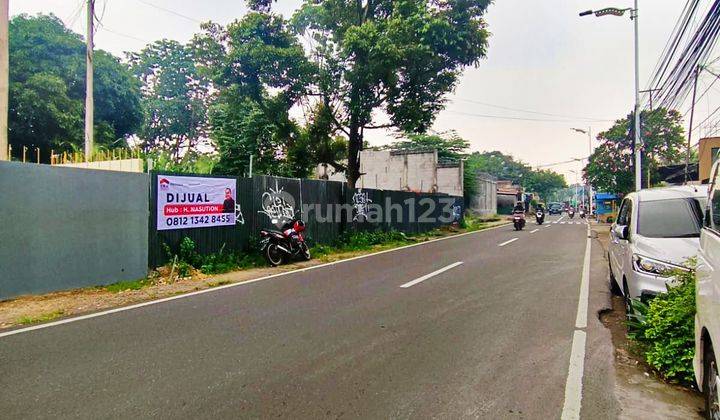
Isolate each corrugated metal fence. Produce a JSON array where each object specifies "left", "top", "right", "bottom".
[{"left": 149, "top": 172, "right": 463, "bottom": 268}]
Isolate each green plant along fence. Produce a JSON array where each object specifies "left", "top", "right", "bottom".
[{"left": 149, "top": 172, "right": 463, "bottom": 268}]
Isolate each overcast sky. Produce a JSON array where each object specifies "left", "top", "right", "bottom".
[{"left": 12, "top": 0, "right": 711, "bottom": 183}]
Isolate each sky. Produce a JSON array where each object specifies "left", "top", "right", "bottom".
[{"left": 11, "top": 0, "right": 714, "bottom": 183}]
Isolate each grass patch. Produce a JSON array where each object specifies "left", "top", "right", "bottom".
[
  {"left": 103, "top": 278, "right": 153, "bottom": 293},
  {"left": 17, "top": 310, "right": 65, "bottom": 325}
]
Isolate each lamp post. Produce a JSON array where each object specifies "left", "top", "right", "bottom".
[
  {"left": 572, "top": 127, "right": 594, "bottom": 215},
  {"left": 580, "top": 3, "right": 642, "bottom": 192}
]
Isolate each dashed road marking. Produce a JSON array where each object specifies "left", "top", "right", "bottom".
[
  {"left": 498, "top": 238, "right": 519, "bottom": 247},
  {"left": 530, "top": 229, "right": 539, "bottom": 234},
  {"left": 399, "top": 262, "right": 464, "bottom": 288}
]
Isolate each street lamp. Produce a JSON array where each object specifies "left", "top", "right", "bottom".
[
  {"left": 580, "top": 2, "right": 642, "bottom": 192},
  {"left": 572, "top": 127, "right": 594, "bottom": 215}
]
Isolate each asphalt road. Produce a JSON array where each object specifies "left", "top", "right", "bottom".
[{"left": 0, "top": 215, "right": 616, "bottom": 419}]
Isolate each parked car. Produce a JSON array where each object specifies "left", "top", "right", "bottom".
[
  {"left": 608, "top": 185, "right": 707, "bottom": 314},
  {"left": 695, "top": 163, "right": 720, "bottom": 417},
  {"left": 548, "top": 202, "right": 563, "bottom": 215}
]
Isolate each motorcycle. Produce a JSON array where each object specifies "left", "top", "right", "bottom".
[
  {"left": 579, "top": 209, "right": 586, "bottom": 219},
  {"left": 513, "top": 211, "right": 526, "bottom": 231},
  {"left": 535, "top": 210, "right": 545, "bottom": 225},
  {"left": 568, "top": 208, "right": 575, "bottom": 219},
  {"left": 259, "top": 218, "right": 311, "bottom": 266}
]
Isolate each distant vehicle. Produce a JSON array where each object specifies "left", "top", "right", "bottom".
[
  {"left": 535, "top": 209, "right": 545, "bottom": 225},
  {"left": 696, "top": 162, "right": 720, "bottom": 416},
  {"left": 568, "top": 208, "right": 575, "bottom": 218},
  {"left": 608, "top": 185, "right": 707, "bottom": 314},
  {"left": 548, "top": 202, "right": 563, "bottom": 215}
]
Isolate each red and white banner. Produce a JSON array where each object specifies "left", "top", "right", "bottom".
[{"left": 157, "top": 175, "right": 237, "bottom": 231}]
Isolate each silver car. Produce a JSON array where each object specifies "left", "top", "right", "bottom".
[{"left": 608, "top": 185, "right": 707, "bottom": 311}]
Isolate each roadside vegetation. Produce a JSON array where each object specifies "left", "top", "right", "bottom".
[
  {"left": 17, "top": 310, "right": 65, "bottom": 326},
  {"left": 626, "top": 266, "right": 696, "bottom": 385}
]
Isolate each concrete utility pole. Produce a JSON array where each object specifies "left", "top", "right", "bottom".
[
  {"left": 632, "top": 1, "right": 642, "bottom": 192},
  {"left": 84, "top": 0, "right": 95, "bottom": 162},
  {"left": 685, "top": 65, "right": 700, "bottom": 183},
  {"left": 0, "top": 0, "right": 8, "bottom": 161}
]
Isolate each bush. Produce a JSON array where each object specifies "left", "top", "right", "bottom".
[
  {"left": 163, "top": 237, "right": 263, "bottom": 275},
  {"left": 627, "top": 267, "right": 696, "bottom": 384},
  {"left": 336, "top": 230, "right": 408, "bottom": 250}
]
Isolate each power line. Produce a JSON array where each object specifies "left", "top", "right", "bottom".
[
  {"left": 134, "top": 0, "right": 201, "bottom": 23},
  {"left": 452, "top": 98, "right": 614, "bottom": 122},
  {"left": 444, "top": 110, "right": 614, "bottom": 124}
]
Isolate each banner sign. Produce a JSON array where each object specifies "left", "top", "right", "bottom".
[{"left": 157, "top": 175, "right": 236, "bottom": 231}]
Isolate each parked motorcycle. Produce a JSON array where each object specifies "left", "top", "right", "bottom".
[
  {"left": 260, "top": 218, "right": 311, "bottom": 266},
  {"left": 535, "top": 210, "right": 545, "bottom": 225},
  {"left": 568, "top": 208, "right": 575, "bottom": 219},
  {"left": 513, "top": 211, "right": 526, "bottom": 231}
]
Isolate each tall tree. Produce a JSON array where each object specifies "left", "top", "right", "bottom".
[
  {"left": 292, "top": 0, "right": 492, "bottom": 187},
  {"left": 197, "top": 12, "right": 315, "bottom": 177},
  {"left": 9, "top": 14, "right": 141, "bottom": 160},
  {"left": 129, "top": 40, "right": 211, "bottom": 160},
  {"left": 584, "top": 108, "right": 686, "bottom": 195}
]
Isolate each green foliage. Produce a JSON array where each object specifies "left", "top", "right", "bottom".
[
  {"left": 584, "top": 108, "right": 686, "bottom": 195},
  {"left": 129, "top": 39, "right": 211, "bottom": 159},
  {"left": 464, "top": 150, "right": 566, "bottom": 201},
  {"left": 103, "top": 278, "right": 154, "bottom": 293},
  {"left": 145, "top": 150, "right": 218, "bottom": 174},
  {"left": 626, "top": 267, "right": 697, "bottom": 384},
  {"left": 292, "top": 0, "right": 492, "bottom": 186},
  {"left": 336, "top": 230, "right": 408, "bottom": 250},
  {"left": 164, "top": 237, "right": 264, "bottom": 275},
  {"left": 387, "top": 131, "right": 470, "bottom": 162},
  {"left": 198, "top": 13, "right": 316, "bottom": 178},
  {"left": 9, "top": 14, "right": 141, "bottom": 160}
]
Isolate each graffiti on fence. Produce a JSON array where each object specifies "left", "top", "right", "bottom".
[
  {"left": 235, "top": 203, "right": 245, "bottom": 225},
  {"left": 452, "top": 205, "right": 462, "bottom": 223},
  {"left": 258, "top": 180, "right": 296, "bottom": 226},
  {"left": 352, "top": 189, "right": 372, "bottom": 222}
]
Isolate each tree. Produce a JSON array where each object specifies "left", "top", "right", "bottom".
[
  {"left": 584, "top": 108, "right": 686, "bottom": 195},
  {"left": 292, "top": 0, "right": 492, "bottom": 187},
  {"left": 386, "top": 131, "right": 469, "bottom": 162},
  {"left": 9, "top": 14, "right": 141, "bottom": 160},
  {"left": 464, "top": 151, "right": 532, "bottom": 184},
  {"left": 197, "top": 12, "right": 316, "bottom": 177},
  {"left": 523, "top": 170, "right": 567, "bottom": 201},
  {"left": 129, "top": 39, "right": 211, "bottom": 160}
]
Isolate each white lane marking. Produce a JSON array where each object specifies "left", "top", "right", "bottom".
[
  {"left": 399, "top": 262, "right": 464, "bottom": 288},
  {"left": 498, "top": 238, "right": 519, "bottom": 247},
  {"left": 530, "top": 229, "right": 539, "bottom": 234},
  {"left": 575, "top": 226, "right": 592, "bottom": 329},
  {"left": 0, "top": 223, "right": 514, "bottom": 339},
  {"left": 556, "top": 215, "right": 566, "bottom": 223},
  {"left": 561, "top": 330, "right": 587, "bottom": 420},
  {"left": 561, "top": 222, "right": 567, "bottom": 224},
  {"left": 561, "top": 224, "right": 592, "bottom": 420},
  {"left": 545, "top": 225, "right": 552, "bottom": 229}
]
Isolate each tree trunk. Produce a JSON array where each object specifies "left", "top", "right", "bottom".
[{"left": 347, "top": 120, "right": 361, "bottom": 188}]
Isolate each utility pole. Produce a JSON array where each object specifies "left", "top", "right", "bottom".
[
  {"left": 639, "top": 88, "right": 661, "bottom": 109},
  {"left": 633, "top": 1, "right": 642, "bottom": 192},
  {"left": 84, "top": 0, "right": 95, "bottom": 162},
  {"left": 0, "top": 0, "right": 8, "bottom": 161},
  {"left": 686, "top": 64, "right": 700, "bottom": 183}
]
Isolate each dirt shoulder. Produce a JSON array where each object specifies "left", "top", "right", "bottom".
[
  {"left": 0, "top": 221, "right": 507, "bottom": 331},
  {"left": 592, "top": 224, "right": 703, "bottom": 419}
]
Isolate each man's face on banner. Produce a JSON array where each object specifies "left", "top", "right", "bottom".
[{"left": 225, "top": 188, "right": 232, "bottom": 200}]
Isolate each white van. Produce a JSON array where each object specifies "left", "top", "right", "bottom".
[
  {"left": 696, "top": 163, "right": 720, "bottom": 417},
  {"left": 608, "top": 186, "right": 707, "bottom": 315}
]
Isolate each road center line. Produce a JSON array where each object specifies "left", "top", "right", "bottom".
[
  {"left": 498, "top": 238, "right": 518, "bottom": 247},
  {"left": 545, "top": 225, "right": 552, "bottom": 229},
  {"left": 560, "top": 224, "right": 592, "bottom": 420},
  {"left": 530, "top": 229, "right": 539, "bottom": 234},
  {"left": 399, "top": 262, "right": 464, "bottom": 288}
]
